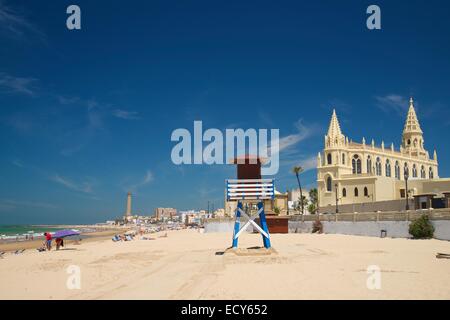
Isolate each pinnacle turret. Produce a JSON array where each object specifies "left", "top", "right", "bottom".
[{"left": 403, "top": 97, "right": 423, "bottom": 134}]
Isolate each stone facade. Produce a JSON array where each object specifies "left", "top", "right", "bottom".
[{"left": 318, "top": 98, "right": 449, "bottom": 212}]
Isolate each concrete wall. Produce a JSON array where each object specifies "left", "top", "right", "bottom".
[
  {"left": 204, "top": 216, "right": 450, "bottom": 241},
  {"left": 288, "top": 220, "right": 450, "bottom": 240},
  {"left": 204, "top": 220, "right": 235, "bottom": 233}
]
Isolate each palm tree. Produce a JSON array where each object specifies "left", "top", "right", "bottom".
[{"left": 292, "top": 166, "right": 304, "bottom": 214}]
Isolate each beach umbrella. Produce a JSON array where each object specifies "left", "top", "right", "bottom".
[{"left": 52, "top": 229, "right": 80, "bottom": 238}]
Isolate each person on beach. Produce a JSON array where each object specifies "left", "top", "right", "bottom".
[
  {"left": 55, "top": 238, "right": 64, "bottom": 250},
  {"left": 44, "top": 232, "right": 52, "bottom": 251}
]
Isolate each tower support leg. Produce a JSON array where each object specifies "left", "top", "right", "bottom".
[
  {"left": 258, "top": 201, "right": 271, "bottom": 249},
  {"left": 232, "top": 201, "right": 243, "bottom": 248}
]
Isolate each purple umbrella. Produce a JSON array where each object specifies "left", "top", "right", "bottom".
[{"left": 52, "top": 229, "right": 80, "bottom": 238}]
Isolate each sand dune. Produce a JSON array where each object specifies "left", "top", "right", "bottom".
[{"left": 0, "top": 229, "right": 449, "bottom": 299}]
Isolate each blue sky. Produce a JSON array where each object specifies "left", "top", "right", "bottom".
[{"left": 1, "top": 0, "right": 450, "bottom": 224}]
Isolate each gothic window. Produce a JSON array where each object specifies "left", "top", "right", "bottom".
[
  {"left": 354, "top": 187, "right": 359, "bottom": 197},
  {"left": 412, "top": 164, "right": 417, "bottom": 178},
  {"left": 327, "top": 153, "right": 332, "bottom": 165},
  {"left": 385, "top": 160, "right": 391, "bottom": 177},
  {"left": 421, "top": 165, "right": 426, "bottom": 179},
  {"left": 364, "top": 187, "right": 369, "bottom": 197},
  {"left": 376, "top": 157, "right": 382, "bottom": 176},
  {"left": 404, "top": 162, "right": 409, "bottom": 177},
  {"left": 326, "top": 176, "right": 332, "bottom": 192},
  {"left": 367, "top": 156, "right": 372, "bottom": 174},
  {"left": 429, "top": 167, "right": 434, "bottom": 179},
  {"left": 352, "top": 155, "right": 361, "bottom": 174},
  {"left": 395, "top": 161, "right": 400, "bottom": 180},
  {"left": 342, "top": 188, "right": 347, "bottom": 197},
  {"left": 342, "top": 153, "right": 345, "bottom": 165},
  {"left": 413, "top": 139, "right": 417, "bottom": 147}
]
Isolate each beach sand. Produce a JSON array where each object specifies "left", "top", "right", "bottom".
[{"left": 0, "top": 229, "right": 449, "bottom": 300}]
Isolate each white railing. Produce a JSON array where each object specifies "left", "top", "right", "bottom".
[{"left": 226, "top": 179, "right": 275, "bottom": 201}]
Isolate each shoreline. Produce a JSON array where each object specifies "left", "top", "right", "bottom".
[{"left": 0, "top": 228, "right": 127, "bottom": 252}]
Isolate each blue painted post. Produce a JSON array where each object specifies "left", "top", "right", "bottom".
[
  {"left": 258, "top": 201, "right": 271, "bottom": 249},
  {"left": 232, "top": 201, "right": 243, "bottom": 248}
]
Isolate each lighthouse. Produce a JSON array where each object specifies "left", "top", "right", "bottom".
[{"left": 125, "top": 192, "right": 132, "bottom": 222}]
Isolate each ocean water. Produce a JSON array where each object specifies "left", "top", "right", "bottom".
[{"left": 0, "top": 225, "right": 63, "bottom": 239}]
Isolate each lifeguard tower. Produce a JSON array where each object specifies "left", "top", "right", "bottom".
[{"left": 226, "top": 155, "right": 274, "bottom": 249}]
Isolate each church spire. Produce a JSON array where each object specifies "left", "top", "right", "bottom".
[
  {"left": 325, "top": 109, "right": 345, "bottom": 148},
  {"left": 327, "top": 109, "right": 343, "bottom": 138},
  {"left": 403, "top": 97, "right": 423, "bottom": 134},
  {"left": 402, "top": 97, "right": 426, "bottom": 157}
]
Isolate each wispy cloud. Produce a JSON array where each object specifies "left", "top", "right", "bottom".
[
  {"left": 11, "top": 159, "right": 24, "bottom": 167},
  {"left": 0, "top": 199, "right": 57, "bottom": 211},
  {"left": 112, "top": 109, "right": 140, "bottom": 120},
  {"left": 272, "top": 118, "right": 319, "bottom": 154},
  {"left": 0, "top": 72, "right": 37, "bottom": 95},
  {"left": 124, "top": 170, "right": 154, "bottom": 193},
  {"left": 0, "top": 0, "right": 46, "bottom": 42},
  {"left": 375, "top": 94, "right": 410, "bottom": 116},
  {"left": 50, "top": 174, "right": 94, "bottom": 194}
]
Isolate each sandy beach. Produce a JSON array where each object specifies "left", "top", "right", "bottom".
[{"left": 0, "top": 229, "right": 449, "bottom": 300}]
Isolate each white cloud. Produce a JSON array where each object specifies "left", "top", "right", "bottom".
[
  {"left": 271, "top": 118, "right": 318, "bottom": 154},
  {"left": 50, "top": 174, "right": 94, "bottom": 194},
  {"left": 113, "top": 109, "right": 140, "bottom": 120},
  {"left": 0, "top": 72, "right": 37, "bottom": 95},
  {"left": 0, "top": 1, "right": 46, "bottom": 41},
  {"left": 124, "top": 170, "right": 154, "bottom": 193},
  {"left": 0, "top": 199, "right": 57, "bottom": 211}
]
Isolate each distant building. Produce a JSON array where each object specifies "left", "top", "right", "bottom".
[
  {"left": 154, "top": 207, "right": 177, "bottom": 221},
  {"left": 317, "top": 98, "right": 450, "bottom": 213},
  {"left": 288, "top": 188, "right": 311, "bottom": 214}
]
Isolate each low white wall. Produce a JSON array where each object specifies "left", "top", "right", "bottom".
[
  {"left": 289, "top": 220, "right": 450, "bottom": 240},
  {"left": 204, "top": 221, "right": 235, "bottom": 233},
  {"left": 205, "top": 218, "right": 450, "bottom": 241}
]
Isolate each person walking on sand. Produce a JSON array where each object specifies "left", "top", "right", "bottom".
[
  {"left": 55, "top": 237, "right": 64, "bottom": 250},
  {"left": 44, "top": 232, "right": 52, "bottom": 251}
]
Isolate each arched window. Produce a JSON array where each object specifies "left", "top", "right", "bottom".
[
  {"left": 342, "top": 188, "right": 347, "bottom": 197},
  {"left": 404, "top": 162, "right": 409, "bottom": 178},
  {"left": 413, "top": 138, "right": 417, "bottom": 147},
  {"left": 376, "top": 157, "right": 382, "bottom": 176},
  {"left": 429, "top": 167, "right": 434, "bottom": 179},
  {"left": 342, "top": 153, "right": 345, "bottom": 165},
  {"left": 364, "top": 187, "right": 369, "bottom": 197},
  {"left": 421, "top": 165, "right": 426, "bottom": 179},
  {"left": 326, "top": 176, "right": 332, "bottom": 192},
  {"left": 354, "top": 187, "right": 359, "bottom": 197},
  {"left": 385, "top": 160, "right": 391, "bottom": 177},
  {"left": 412, "top": 164, "right": 417, "bottom": 178},
  {"left": 367, "top": 156, "right": 372, "bottom": 174},
  {"left": 327, "top": 153, "right": 332, "bottom": 165},
  {"left": 395, "top": 161, "right": 400, "bottom": 180},
  {"left": 352, "top": 155, "right": 362, "bottom": 174}
]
